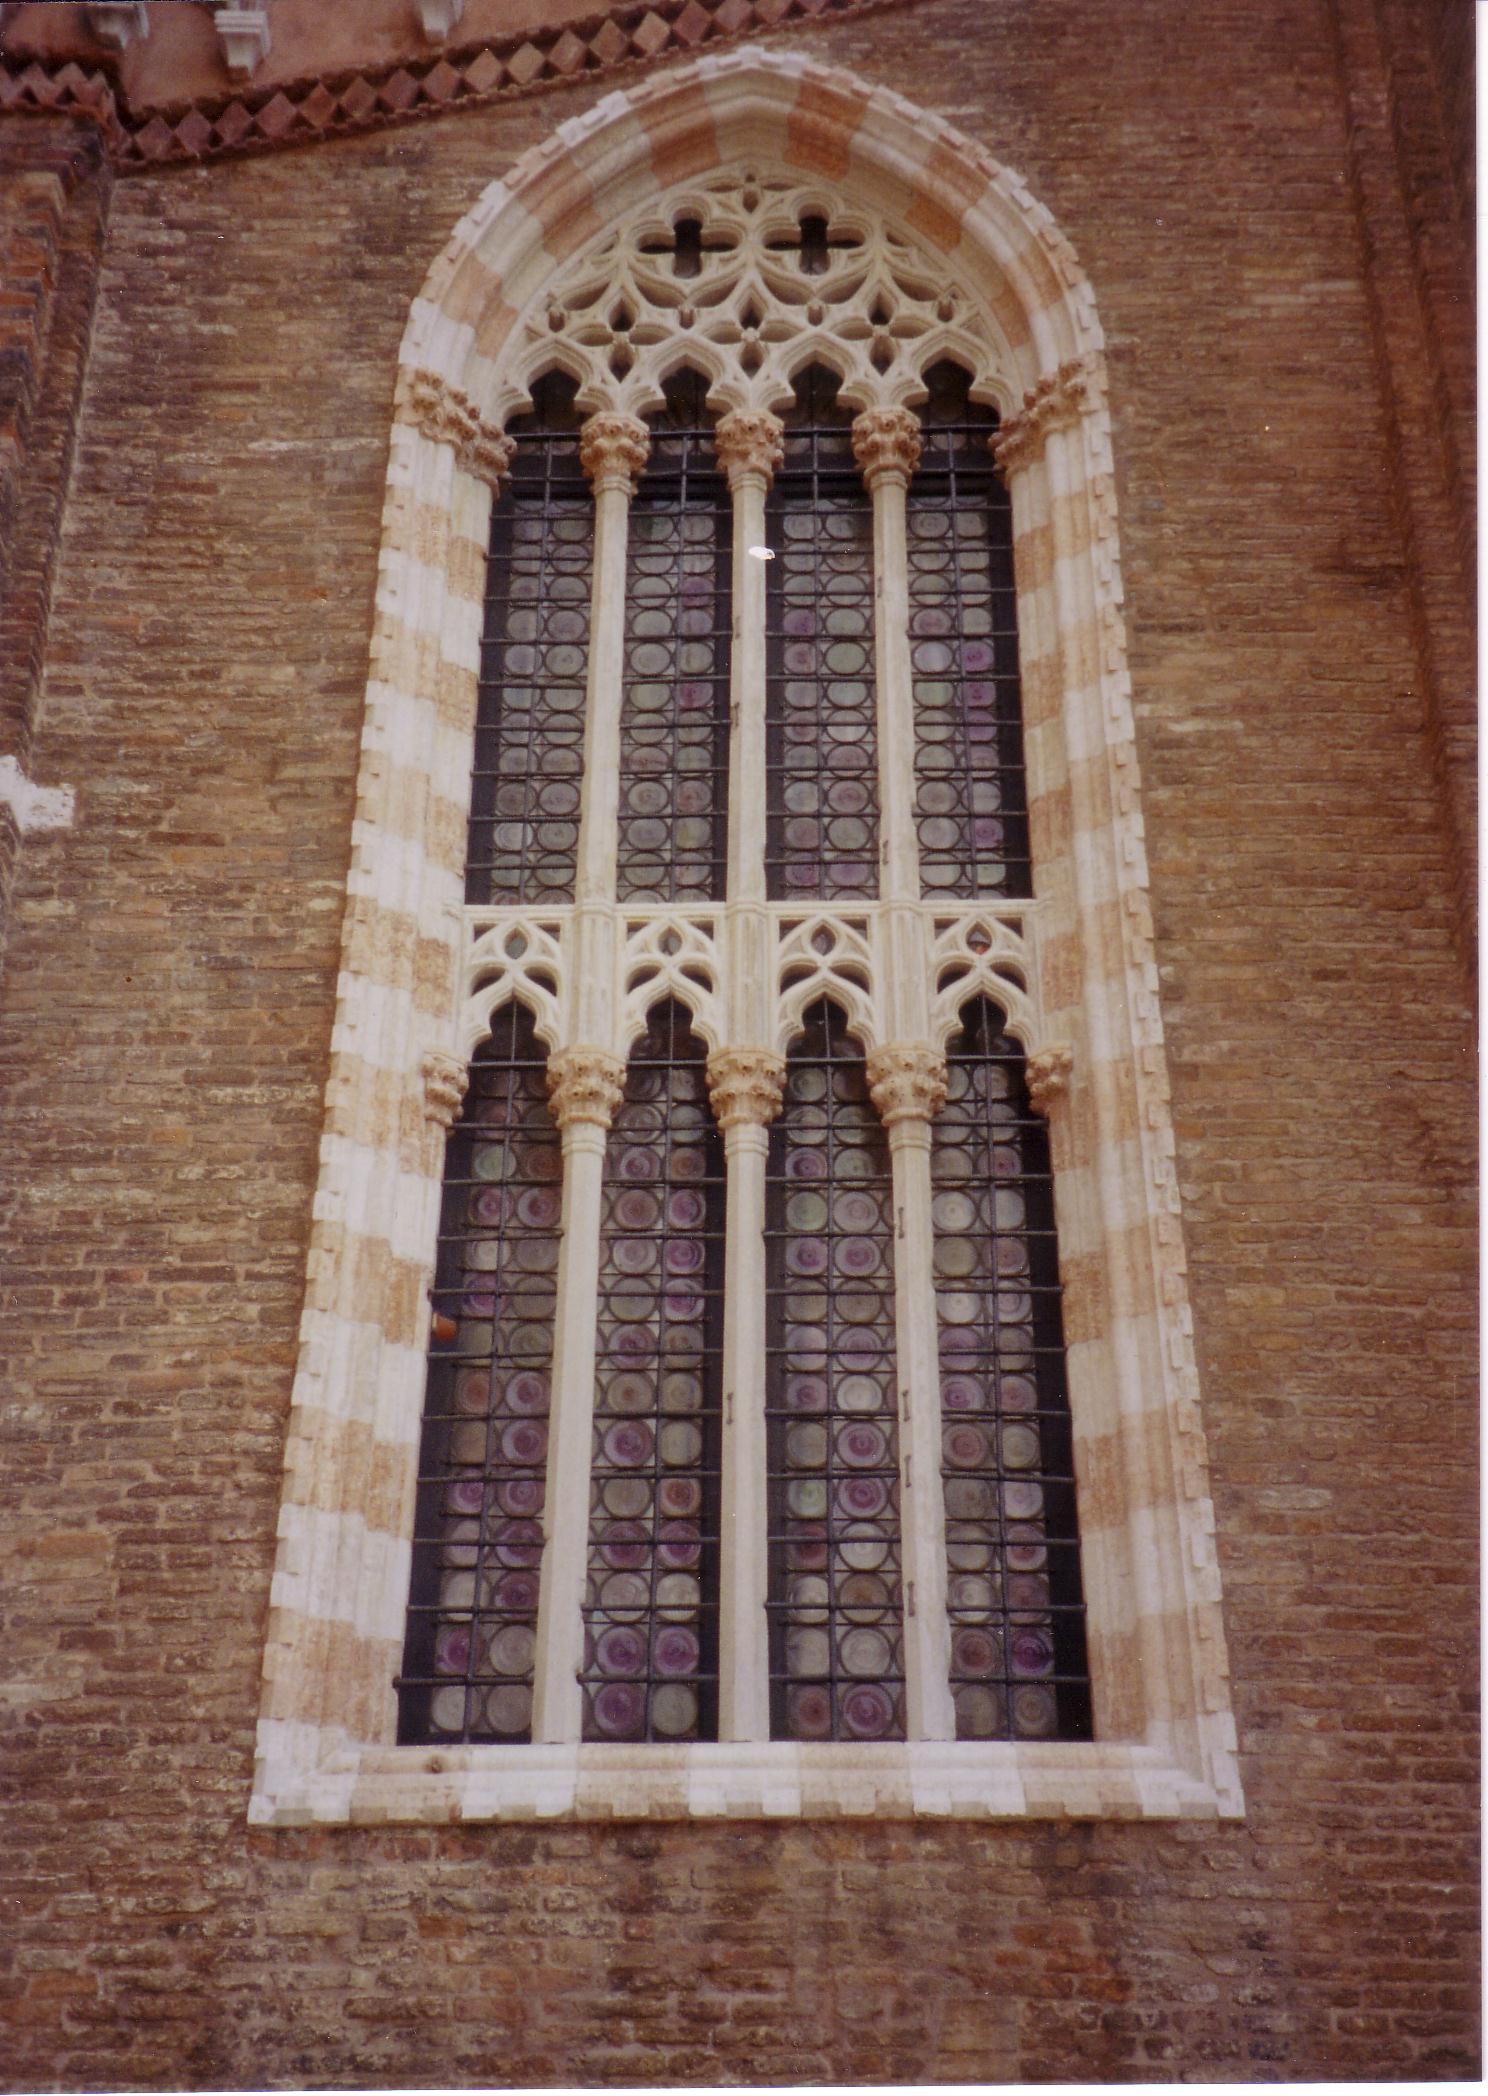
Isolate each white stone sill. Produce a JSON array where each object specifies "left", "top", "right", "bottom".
[{"left": 250, "top": 1739, "right": 1243, "bottom": 1826}]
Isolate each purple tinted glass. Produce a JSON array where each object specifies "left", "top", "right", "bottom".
[
  {"left": 934, "top": 999, "right": 1091, "bottom": 1740},
  {"left": 582, "top": 1001, "right": 725, "bottom": 1742},
  {"left": 618, "top": 371, "right": 731, "bottom": 904},
  {"left": 910, "top": 362, "right": 1031, "bottom": 899},
  {"left": 765, "top": 999, "right": 905, "bottom": 1740},
  {"left": 398, "top": 1001, "right": 560, "bottom": 1744},
  {"left": 765, "top": 367, "right": 880, "bottom": 903},
  {"left": 466, "top": 372, "right": 591, "bottom": 907}
]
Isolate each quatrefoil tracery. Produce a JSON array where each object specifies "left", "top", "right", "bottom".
[{"left": 493, "top": 172, "right": 1015, "bottom": 427}]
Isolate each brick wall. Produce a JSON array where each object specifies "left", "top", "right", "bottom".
[
  {"left": 0, "top": 0, "right": 1476, "bottom": 2082},
  {"left": 0, "top": 112, "right": 110, "bottom": 957}
]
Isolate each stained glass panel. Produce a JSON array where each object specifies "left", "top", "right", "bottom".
[
  {"left": 933, "top": 998, "right": 1091, "bottom": 1741},
  {"left": 398, "top": 1001, "right": 561, "bottom": 1744},
  {"left": 466, "top": 371, "right": 592, "bottom": 907},
  {"left": 765, "top": 366, "right": 879, "bottom": 902},
  {"left": 617, "top": 372, "right": 731, "bottom": 904},
  {"left": 765, "top": 999, "right": 905, "bottom": 1740},
  {"left": 909, "top": 362, "right": 1032, "bottom": 900},
  {"left": 581, "top": 1001, "right": 725, "bottom": 1742}
]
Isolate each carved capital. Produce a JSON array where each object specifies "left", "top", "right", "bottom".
[
  {"left": 714, "top": 410, "right": 785, "bottom": 490},
  {"left": 851, "top": 405, "right": 922, "bottom": 490},
  {"left": 546, "top": 1045, "right": 626, "bottom": 1130},
  {"left": 706, "top": 1047, "right": 787, "bottom": 1131},
  {"left": 992, "top": 357, "right": 1097, "bottom": 474},
  {"left": 1025, "top": 1044, "right": 1073, "bottom": 1116},
  {"left": 421, "top": 1049, "right": 469, "bottom": 1130},
  {"left": 866, "top": 1043, "right": 947, "bottom": 1128},
  {"left": 579, "top": 412, "right": 650, "bottom": 495},
  {"left": 398, "top": 368, "right": 515, "bottom": 490}
]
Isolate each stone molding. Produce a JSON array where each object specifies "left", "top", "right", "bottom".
[
  {"left": 851, "top": 406, "right": 923, "bottom": 490},
  {"left": 546, "top": 1045, "right": 626, "bottom": 1129},
  {"left": 992, "top": 357, "right": 1098, "bottom": 473},
  {"left": 706, "top": 1046, "right": 786, "bottom": 1130},
  {"left": 1024, "top": 1043, "right": 1073, "bottom": 1117},
  {"left": 419, "top": 1047, "right": 468, "bottom": 1129},
  {"left": 0, "top": 0, "right": 911, "bottom": 172},
  {"left": 865, "top": 1043, "right": 947, "bottom": 1127},
  {"left": 578, "top": 412, "right": 650, "bottom": 495},
  {"left": 397, "top": 368, "right": 514, "bottom": 487},
  {"left": 714, "top": 410, "right": 785, "bottom": 488}
]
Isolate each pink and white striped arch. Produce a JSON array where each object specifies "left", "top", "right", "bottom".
[{"left": 250, "top": 44, "right": 1242, "bottom": 1826}]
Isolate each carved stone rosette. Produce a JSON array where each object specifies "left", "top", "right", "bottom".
[
  {"left": 713, "top": 410, "right": 785, "bottom": 489},
  {"left": 865, "top": 1043, "right": 947, "bottom": 1128},
  {"left": 546, "top": 1045, "right": 626, "bottom": 1130},
  {"left": 421, "top": 1048, "right": 470, "bottom": 1129},
  {"left": 706, "top": 1047, "right": 787, "bottom": 1132},
  {"left": 398, "top": 368, "right": 515, "bottom": 489},
  {"left": 992, "top": 357, "right": 1096, "bottom": 474},
  {"left": 851, "top": 405, "right": 923, "bottom": 490},
  {"left": 1025, "top": 1044, "right": 1073, "bottom": 1117},
  {"left": 579, "top": 412, "right": 650, "bottom": 495}
]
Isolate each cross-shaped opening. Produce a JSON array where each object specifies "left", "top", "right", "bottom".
[
  {"left": 764, "top": 212, "right": 859, "bottom": 277},
  {"left": 639, "top": 216, "right": 736, "bottom": 281}
]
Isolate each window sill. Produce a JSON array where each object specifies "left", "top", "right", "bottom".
[{"left": 249, "top": 1737, "right": 1243, "bottom": 1826}]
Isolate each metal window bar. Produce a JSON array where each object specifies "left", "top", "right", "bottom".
[
  {"left": 909, "top": 362, "right": 1032, "bottom": 901},
  {"left": 581, "top": 1000, "right": 726, "bottom": 1742},
  {"left": 765, "top": 365, "right": 880, "bottom": 903},
  {"left": 933, "top": 997, "right": 1091, "bottom": 1741},
  {"left": 397, "top": 1000, "right": 561, "bottom": 1744},
  {"left": 466, "top": 372, "right": 592, "bottom": 907},
  {"left": 617, "top": 371, "right": 732, "bottom": 905},
  {"left": 764, "top": 998, "right": 906, "bottom": 1740}
]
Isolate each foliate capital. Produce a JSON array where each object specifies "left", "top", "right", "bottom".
[
  {"left": 851, "top": 405, "right": 922, "bottom": 490},
  {"left": 546, "top": 1045, "right": 626, "bottom": 1130},
  {"left": 421, "top": 1048, "right": 469, "bottom": 1129},
  {"left": 866, "top": 1043, "right": 947, "bottom": 1127},
  {"left": 1025, "top": 1044, "right": 1073, "bottom": 1116},
  {"left": 714, "top": 410, "right": 785, "bottom": 490},
  {"left": 706, "top": 1047, "right": 786, "bottom": 1131},
  {"left": 579, "top": 412, "right": 650, "bottom": 495},
  {"left": 992, "top": 357, "right": 1097, "bottom": 474},
  {"left": 398, "top": 368, "right": 515, "bottom": 490}
]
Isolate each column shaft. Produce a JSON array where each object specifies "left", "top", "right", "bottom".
[
  {"left": 887, "top": 1118, "right": 956, "bottom": 1740},
  {"left": 718, "top": 1119, "right": 772, "bottom": 1740}
]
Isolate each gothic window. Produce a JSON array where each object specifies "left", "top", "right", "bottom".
[
  {"left": 252, "top": 54, "right": 1240, "bottom": 1828},
  {"left": 395, "top": 178, "right": 1096, "bottom": 1760}
]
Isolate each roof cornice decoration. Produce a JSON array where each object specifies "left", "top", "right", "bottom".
[{"left": 0, "top": 0, "right": 911, "bottom": 171}]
